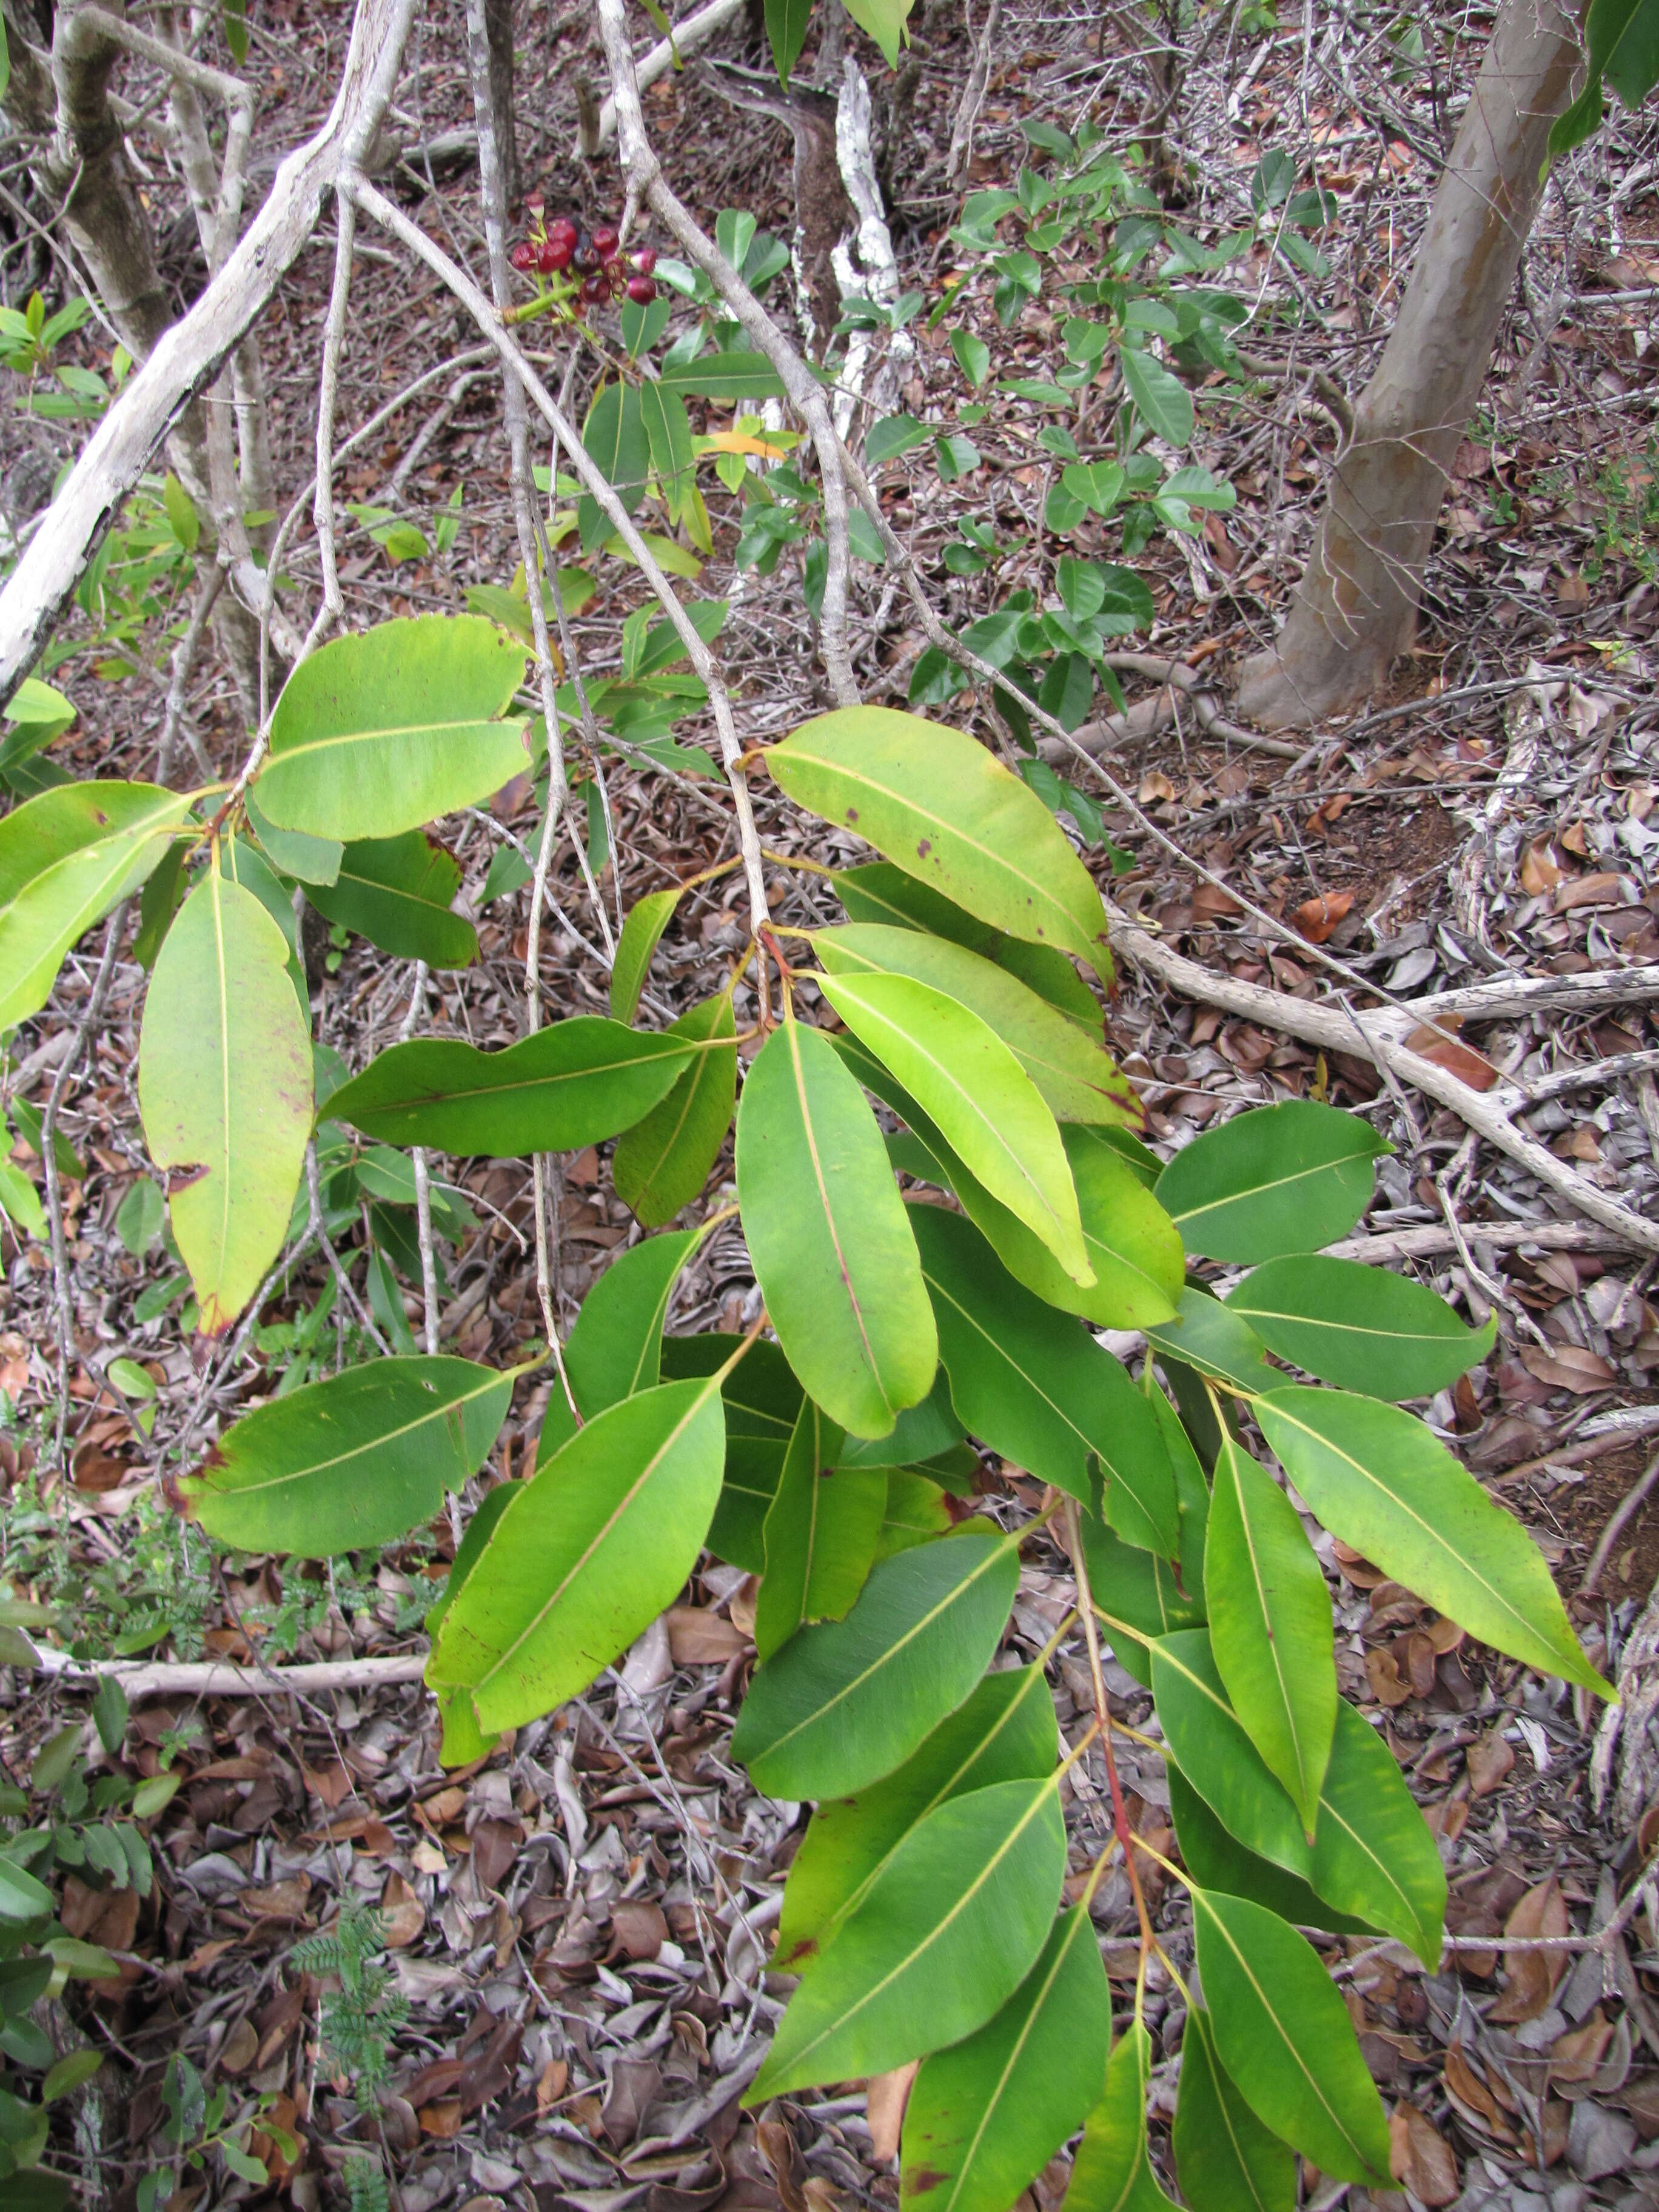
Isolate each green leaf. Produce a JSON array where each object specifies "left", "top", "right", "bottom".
[
  {"left": 227, "top": 836, "right": 309, "bottom": 1022},
  {"left": 1144, "top": 1288, "right": 1279, "bottom": 1396},
  {"left": 1174, "top": 2006, "right": 1295, "bottom": 2212},
  {"left": 769, "top": 709, "right": 1111, "bottom": 984},
  {"left": 245, "top": 785, "right": 342, "bottom": 886},
  {"left": 583, "top": 378, "right": 650, "bottom": 508},
  {"left": 777, "top": 1664, "right": 1057, "bottom": 1971},
  {"left": 757, "top": 1400, "right": 883, "bottom": 1658},
  {"left": 1084, "top": 1514, "right": 1205, "bottom": 1691},
  {"left": 838, "top": 1367, "right": 964, "bottom": 1468},
  {"left": 1190, "top": 1886, "right": 1392, "bottom": 2184},
  {"left": 0, "top": 1856, "right": 52, "bottom": 1923},
  {"left": 429, "top": 1374, "right": 726, "bottom": 1734},
  {"left": 816, "top": 924, "right": 1136, "bottom": 1126},
  {"left": 905, "top": 1905, "right": 1110, "bottom": 2212},
  {"left": 614, "top": 993, "right": 737, "bottom": 1225},
  {"left": 1064, "top": 2020, "right": 1179, "bottom": 2211},
  {"left": 911, "top": 1203, "right": 1178, "bottom": 1549},
  {"left": 565, "top": 1228, "right": 702, "bottom": 1418},
  {"left": 1119, "top": 345, "right": 1195, "bottom": 446},
  {"left": 659, "top": 351, "right": 787, "bottom": 401},
  {"left": 840, "top": 0, "right": 915, "bottom": 67},
  {"left": 736, "top": 1015, "right": 937, "bottom": 1438},
  {"left": 1154, "top": 1101, "right": 1387, "bottom": 1263},
  {"left": 831, "top": 862, "right": 1105, "bottom": 1034},
  {"left": 0, "top": 782, "right": 192, "bottom": 1030},
  {"left": 137, "top": 870, "right": 312, "bottom": 1337},
  {"left": 611, "top": 887, "right": 682, "bottom": 1022},
  {"left": 866, "top": 414, "right": 934, "bottom": 464},
  {"left": 639, "top": 378, "right": 697, "bottom": 522},
  {"left": 326, "top": 1016, "right": 694, "bottom": 1156},
  {"left": 1151, "top": 1629, "right": 1312, "bottom": 1877},
  {"left": 1205, "top": 1433, "right": 1335, "bottom": 1836},
  {"left": 1225, "top": 1256, "right": 1497, "bottom": 1400},
  {"left": 873, "top": 1054, "right": 1180, "bottom": 1330},
  {"left": 662, "top": 1331, "right": 800, "bottom": 1571},
  {"left": 222, "top": 0, "right": 248, "bottom": 62},
  {"left": 820, "top": 970, "right": 1090, "bottom": 1284},
  {"left": 42, "top": 2051, "right": 102, "bottom": 2103},
  {"left": 255, "top": 615, "right": 530, "bottom": 842},
  {"left": 732, "top": 1523, "right": 1018, "bottom": 1798},
  {"left": 1256, "top": 1387, "right": 1614, "bottom": 1695},
  {"left": 875, "top": 1469, "right": 956, "bottom": 1560},
  {"left": 0, "top": 1159, "right": 44, "bottom": 1244},
  {"left": 177, "top": 1356, "right": 512, "bottom": 1554},
  {"left": 1308, "top": 1699, "right": 1447, "bottom": 1968},
  {"left": 1167, "top": 1764, "right": 1376, "bottom": 1942},
  {"left": 950, "top": 329, "right": 991, "bottom": 387},
  {"left": 752, "top": 1774, "right": 1064, "bottom": 2098},
  {"left": 305, "top": 833, "right": 478, "bottom": 968}
]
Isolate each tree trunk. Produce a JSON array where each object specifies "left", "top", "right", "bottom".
[{"left": 1235, "top": 0, "right": 1583, "bottom": 730}]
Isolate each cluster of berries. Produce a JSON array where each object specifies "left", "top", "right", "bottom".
[{"left": 509, "top": 198, "right": 657, "bottom": 310}]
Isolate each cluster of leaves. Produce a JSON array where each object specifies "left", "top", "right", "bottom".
[
  {"left": 0, "top": 293, "right": 113, "bottom": 425},
  {"left": 1, "top": 1485, "right": 213, "bottom": 1661},
  {"left": 135, "top": 2053, "right": 298, "bottom": 2211},
  {"left": 0, "top": 1679, "right": 179, "bottom": 2199},
  {"left": 1, "top": 600, "right": 1608, "bottom": 2202}
]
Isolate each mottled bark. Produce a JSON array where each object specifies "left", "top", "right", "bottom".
[{"left": 1236, "top": 0, "right": 1583, "bottom": 729}]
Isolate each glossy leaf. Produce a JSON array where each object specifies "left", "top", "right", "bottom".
[
  {"left": 245, "top": 784, "right": 341, "bottom": 885},
  {"left": 137, "top": 870, "right": 312, "bottom": 1336},
  {"left": 777, "top": 1664, "right": 1057, "bottom": 1971},
  {"left": 1084, "top": 1504, "right": 1205, "bottom": 1689},
  {"left": 875, "top": 1469, "right": 956, "bottom": 1560},
  {"left": 1167, "top": 1765, "right": 1375, "bottom": 1943},
  {"left": 614, "top": 991, "right": 738, "bottom": 1226},
  {"left": 1173, "top": 2006, "right": 1295, "bottom": 2212},
  {"left": 0, "top": 782, "right": 191, "bottom": 1030},
  {"left": 831, "top": 862, "right": 1104, "bottom": 1034},
  {"left": 611, "top": 886, "right": 681, "bottom": 1022},
  {"left": 911, "top": 1202, "right": 1178, "bottom": 1550},
  {"left": 1150, "top": 1630, "right": 1310, "bottom": 1877},
  {"left": 769, "top": 708, "right": 1112, "bottom": 982},
  {"left": 1225, "top": 1256, "right": 1496, "bottom": 1400},
  {"left": 538, "top": 1229, "right": 703, "bottom": 1461},
  {"left": 1309, "top": 1700, "right": 1447, "bottom": 1968},
  {"left": 1066, "top": 2020, "right": 1179, "bottom": 2211},
  {"left": 903, "top": 1905, "right": 1110, "bottom": 2212},
  {"left": 1205, "top": 1433, "right": 1335, "bottom": 1836},
  {"left": 1153, "top": 1101, "right": 1387, "bottom": 1263},
  {"left": 326, "top": 1017, "right": 694, "bottom": 1156},
  {"left": 1120, "top": 344, "right": 1194, "bottom": 446},
  {"left": 751, "top": 1775, "right": 1065, "bottom": 2098},
  {"left": 256, "top": 615, "right": 530, "bottom": 841},
  {"left": 817, "top": 923, "right": 1134, "bottom": 1124},
  {"left": 838, "top": 1368, "right": 965, "bottom": 1469},
  {"left": 757, "top": 1399, "right": 853, "bottom": 1658},
  {"left": 841, "top": 0, "right": 914, "bottom": 69},
  {"left": 176, "top": 1357, "right": 512, "bottom": 1555},
  {"left": 732, "top": 1522, "right": 1018, "bottom": 1799},
  {"left": 853, "top": 1035, "right": 1179, "bottom": 1329},
  {"left": 429, "top": 1374, "right": 726, "bottom": 1734},
  {"left": 1145, "top": 1288, "right": 1280, "bottom": 1396},
  {"left": 764, "top": 0, "right": 813, "bottom": 82},
  {"left": 820, "top": 970, "right": 1090, "bottom": 1282},
  {"left": 305, "top": 831, "right": 478, "bottom": 968},
  {"left": 1191, "top": 1886, "right": 1392, "bottom": 2184},
  {"left": 662, "top": 1331, "right": 802, "bottom": 1571},
  {"left": 1257, "top": 1387, "right": 1613, "bottom": 1695},
  {"left": 736, "top": 1015, "right": 937, "bottom": 1438}
]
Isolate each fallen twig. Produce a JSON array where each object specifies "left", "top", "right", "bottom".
[{"left": 27, "top": 1649, "right": 430, "bottom": 1700}]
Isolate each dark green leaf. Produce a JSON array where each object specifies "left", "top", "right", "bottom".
[
  {"left": 614, "top": 993, "right": 739, "bottom": 1226},
  {"left": 1173, "top": 2006, "right": 1295, "bottom": 2212},
  {"left": 1225, "top": 1256, "right": 1496, "bottom": 1400},
  {"left": 306, "top": 833, "right": 478, "bottom": 968},
  {"left": 1154, "top": 1101, "right": 1387, "bottom": 1263},
  {"left": 1064, "top": 2020, "right": 1179, "bottom": 2210},
  {"left": 662, "top": 1332, "right": 800, "bottom": 1570}
]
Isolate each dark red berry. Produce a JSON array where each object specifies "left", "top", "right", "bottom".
[
  {"left": 631, "top": 246, "right": 657, "bottom": 276},
  {"left": 548, "top": 216, "right": 578, "bottom": 250},
  {"left": 573, "top": 244, "right": 600, "bottom": 275},
  {"left": 534, "top": 238, "right": 562, "bottom": 273},
  {"left": 541, "top": 235, "right": 573, "bottom": 272},
  {"left": 509, "top": 240, "right": 535, "bottom": 271},
  {"left": 626, "top": 273, "right": 657, "bottom": 304},
  {"left": 592, "top": 223, "right": 620, "bottom": 257},
  {"left": 581, "top": 270, "right": 608, "bottom": 304}
]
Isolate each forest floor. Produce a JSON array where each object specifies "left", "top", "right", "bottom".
[{"left": 5, "top": 2, "right": 1659, "bottom": 2208}]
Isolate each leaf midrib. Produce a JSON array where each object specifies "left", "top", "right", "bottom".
[
  {"left": 202, "top": 1370, "right": 503, "bottom": 1498},
  {"left": 267, "top": 714, "right": 526, "bottom": 763}
]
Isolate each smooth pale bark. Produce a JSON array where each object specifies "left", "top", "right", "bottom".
[{"left": 1237, "top": 0, "right": 1583, "bottom": 728}]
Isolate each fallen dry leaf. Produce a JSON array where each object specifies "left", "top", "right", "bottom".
[
  {"left": 611, "top": 1898, "right": 668, "bottom": 1961},
  {"left": 1191, "top": 883, "right": 1244, "bottom": 922},
  {"left": 1292, "top": 888, "right": 1355, "bottom": 943},
  {"left": 1466, "top": 1732, "right": 1514, "bottom": 1797},
  {"left": 1443, "top": 2043, "right": 1515, "bottom": 2138},
  {"left": 1519, "top": 1344, "right": 1618, "bottom": 1395},
  {"left": 218, "top": 2017, "right": 258, "bottom": 2075},
  {"left": 380, "top": 1871, "right": 426, "bottom": 1948},
  {"left": 666, "top": 1604, "right": 748, "bottom": 1664},
  {"left": 867, "top": 2064, "right": 919, "bottom": 2165},
  {"left": 1137, "top": 769, "right": 1176, "bottom": 805},
  {"left": 1489, "top": 1877, "right": 1569, "bottom": 2022},
  {"left": 1390, "top": 2102, "right": 1459, "bottom": 2205},
  {"left": 1550, "top": 2009, "right": 1614, "bottom": 2088},
  {"left": 1520, "top": 836, "right": 1564, "bottom": 896},
  {"left": 418, "top": 2100, "right": 463, "bottom": 2139},
  {"left": 237, "top": 1875, "right": 310, "bottom": 1923},
  {"left": 1403, "top": 1024, "right": 1500, "bottom": 1090},
  {"left": 1366, "top": 1646, "right": 1414, "bottom": 1708},
  {"left": 1555, "top": 870, "right": 1632, "bottom": 911}
]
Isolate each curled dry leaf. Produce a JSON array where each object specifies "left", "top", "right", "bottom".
[
  {"left": 1389, "top": 2102, "right": 1459, "bottom": 2206},
  {"left": 380, "top": 1871, "right": 426, "bottom": 1948},
  {"left": 1443, "top": 2043, "right": 1515, "bottom": 2140},
  {"left": 1466, "top": 1732, "right": 1514, "bottom": 1798},
  {"left": 666, "top": 1603, "right": 749, "bottom": 1664},
  {"left": 1293, "top": 888, "right": 1355, "bottom": 943},
  {"left": 1518, "top": 1344, "right": 1618, "bottom": 1395},
  {"left": 610, "top": 1897, "right": 669, "bottom": 1961},
  {"left": 1488, "top": 1877, "right": 1570, "bottom": 2023},
  {"left": 1520, "top": 836, "right": 1564, "bottom": 896},
  {"left": 1402, "top": 1021, "right": 1500, "bottom": 1091}
]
